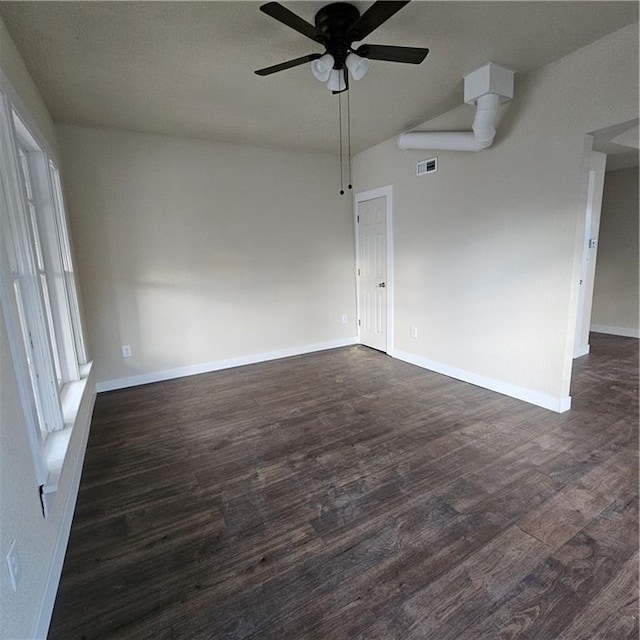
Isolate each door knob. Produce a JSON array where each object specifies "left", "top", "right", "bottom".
[{"left": 378, "top": 282, "right": 386, "bottom": 288}]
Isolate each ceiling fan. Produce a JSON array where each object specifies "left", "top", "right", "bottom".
[{"left": 255, "top": 1, "right": 429, "bottom": 92}]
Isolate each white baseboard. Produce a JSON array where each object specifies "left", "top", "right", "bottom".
[
  {"left": 590, "top": 324, "right": 639, "bottom": 339},
  {"left": 574, "top": 344, "right": 590, "bottom": 358},
  {"left": 32, "top": 383, "right": 96, "bottom": 639},
  {"left": 390, "top": 348, "right": 571, "bottom": 413},
  {"left": 96, "top": 337, "right": 359, "bottom": 393}
]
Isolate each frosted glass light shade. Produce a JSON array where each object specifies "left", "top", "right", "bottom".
[
  {"left": 311, "top": 54, "right": 335, "bottom": 82},
  {"left": 327, "top": 69, "right": 346, "bottom": 92},
  {"left": 345, "top": 53, "right": 370, "bottom": 81}
]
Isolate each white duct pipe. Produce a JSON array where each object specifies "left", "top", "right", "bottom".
[{"left": 397, "top": 93, "right": 501, "bottom": 152}]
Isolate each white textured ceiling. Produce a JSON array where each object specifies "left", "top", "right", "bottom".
[{"left": 1, "top": 1, "right": 638, "bottom": 155}]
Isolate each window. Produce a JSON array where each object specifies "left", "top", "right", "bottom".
[
  {"left": 0, "top": 82, "right": 91, "bottom": 513},
  {"left": 18, "top": 144, "right": 63, "bottom": 386},
  {"left": 49, "top": 160, "right": 88, "bottom": 366}
]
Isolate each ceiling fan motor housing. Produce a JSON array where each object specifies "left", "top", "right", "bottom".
[{"left": 314, "top": 3, "right": 361, "bottom": 68}]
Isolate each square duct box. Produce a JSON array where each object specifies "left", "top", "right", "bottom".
[{"left": 464, "top": 62, "right": 514, "bottom": 105}]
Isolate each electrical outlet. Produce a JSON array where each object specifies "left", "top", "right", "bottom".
[
  {"left": 341, "top": 314, "right": 349, "bottom": 324},
  {"left": 6, "top": 540, "right": 20, "bottom": 592},
  {"left": 121, "top": 344, "right": 132, "bottom": 358},
  {"left": 410, "top": 326, "right": 418, "bottom": 339}
]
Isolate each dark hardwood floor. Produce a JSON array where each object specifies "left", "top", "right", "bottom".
[{"left": 49, "top": 333, "right": 638, "bottom": 639}]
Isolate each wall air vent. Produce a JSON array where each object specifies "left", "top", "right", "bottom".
[{"left": 416, "top": 157, "right": 437, "bottom": 176}]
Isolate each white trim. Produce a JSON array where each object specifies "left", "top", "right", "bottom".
[
  {"left": 96, "top": 337, "right": 359, "bottom": 393},
  {"left": 573, "top": 152, "right": 607, "bottom": 359},
  {"left": 574, "top": 344, "right": 590, "bottom": 358},
  {"left": 0, "top": 69, "right": 57, "bottom": 162},
  {"left": 590, "top": 324, "right": 640, "bottom": 339},
  {"left": 32, "top": 375, "right": 96, "bottom": 640},
  {"left": 0, "top": 88, "right": 50, "bottom": 484},
  {"left": 390, "top": 347, "right": 572, "bottom": 413},
  {"left": 354, "top": 185, "right": 394, "bottom": 354}
]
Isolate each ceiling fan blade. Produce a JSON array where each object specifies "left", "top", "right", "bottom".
[
  {"left": 348, "top": 1, "right": 411, "bottom": 41},
  {"left": 355, "top": 44, "right": 429, "bottom": 64},
  {"left": 259, "top": 2, "right": 322, "bottom": 42},
  {"left": 255, "top": 53, "right": 321, "bottom": 76}
]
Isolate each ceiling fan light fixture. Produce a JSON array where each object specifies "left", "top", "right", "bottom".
[
  {"left": 345, "top": 52, "right": 370, "bottom": 80},
  {"left": 311, "top": 53, "right": 335, "bottom": 82},
  {"left": 327, "top": 68, "right": 346, "bottom": 92}
]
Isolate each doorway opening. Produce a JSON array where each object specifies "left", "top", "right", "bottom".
[{"left": 573, "top": 118, "right": 639, "bottom": 359}]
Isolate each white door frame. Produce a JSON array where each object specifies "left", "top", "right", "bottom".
[
  {"left": 574, "top": 151, "right": 607, "bottom": 358},
  {"left": 354, "top": 185, "right": 394, "bottom": 354}
]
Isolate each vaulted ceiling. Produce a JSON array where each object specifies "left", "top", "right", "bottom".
[{"left": 1, "top": 2, "right": 637, "bottom": 154}]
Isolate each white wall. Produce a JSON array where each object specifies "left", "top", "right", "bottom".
[
  {"left": 56, "top": 124, "right": 357, "bottom": 386},
  {"left": 0, "top": 15, "right": 95, "bottom": 640},
  {"left": 591, "top": 166, "right": 640, "bottom": 336},
  {"left": 353, "top": 23, "right": 639, "bottom": 411},
  {"left": 0, "top": 314, "right": 95, "bottom": 639}
]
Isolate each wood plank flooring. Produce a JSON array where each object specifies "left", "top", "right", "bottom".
[{"left": 48, "top": 333, "right": 638, "bottom": 639}]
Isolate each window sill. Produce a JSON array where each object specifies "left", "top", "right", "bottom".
[{"left": 40, "top": 362, "right": 93, "bottom": 516}]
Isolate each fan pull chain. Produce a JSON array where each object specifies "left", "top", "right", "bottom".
[
  {"left": 338, "top": 90, "right": 345, "bottom": 195},
  {"left": 347, "top": 87, "right": 352, "bottom": 191}
]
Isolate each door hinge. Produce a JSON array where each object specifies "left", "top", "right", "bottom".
[
  {"left": 358, "top": 319, "right": 361, "bottom": 326},
  {"left": 357, "top": 215, "right": 360, "bottom": 223},
  {"left": 357, "top": 268, "right": 360, "bottom": 276}
]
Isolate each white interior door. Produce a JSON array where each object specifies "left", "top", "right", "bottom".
[{"left": 357, "top": 195, "right": 387, "bottom": 352}]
